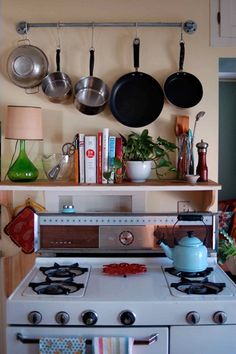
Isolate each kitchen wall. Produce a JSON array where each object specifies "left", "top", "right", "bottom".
[
  {"left": 1, "top": 0, "right": 236, "bottom": 255},
  {"left": 219, "top": 80, "right": 236, "bottom": 200}
]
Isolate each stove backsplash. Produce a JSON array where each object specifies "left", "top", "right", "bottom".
[{"left": 34, "top": 212, "right": 218, "bottom": 256}]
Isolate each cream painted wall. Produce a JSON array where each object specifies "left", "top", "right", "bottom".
[{"left": 1, "top": 0, "right": 235, "bottom": 254}]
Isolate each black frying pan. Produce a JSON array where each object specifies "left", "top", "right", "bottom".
[
  {"left": 109, "top": 38, "right": 164, "bottom": 128},
  {"left": 164, "top": 41, "right": 203, "bottom": 109}
]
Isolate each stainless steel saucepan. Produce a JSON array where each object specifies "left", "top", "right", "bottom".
[
  {"left": 41, "top": 48, "right": 72, "bottom": 103},
  {"left": 74, "top": 27, "right": 109, "bottom": 115}
]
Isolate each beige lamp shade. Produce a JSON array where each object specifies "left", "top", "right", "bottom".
[{"left": 5, "top": 105, "right": 43, "bottom": 140}]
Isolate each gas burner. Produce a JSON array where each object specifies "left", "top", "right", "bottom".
[
  {"left": 171, "top": 277, "right": 226, "bottom": 295},
  {"left": 29, "top": 277, "right": 84, "bottom": 295},
  {"left": 103, "top": 263, "right": 147, "bottom": 277},
  {"left": 165, "top": 267, "right": 214, "bottom": 278},
  {"left": 39, "top": 262, "right": 88, "bottom": 279}
]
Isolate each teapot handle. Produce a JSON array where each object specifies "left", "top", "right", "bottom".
[{"left": 173, "top": 213, "right": 209, "bottom": 241}]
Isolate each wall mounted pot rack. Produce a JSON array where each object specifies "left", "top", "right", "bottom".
[{"left": 16, "top": 19, "right": 197, "bottom": 35}]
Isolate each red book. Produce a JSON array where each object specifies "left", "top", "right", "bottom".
[
  {"left": 115, "top": 137, "right": 123, "bottom": 184},
  {"left": 97, "top": 131, "right": 103, "bottom": 184}
]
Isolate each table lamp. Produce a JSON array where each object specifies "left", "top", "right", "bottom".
[{"left": 5, "top": 105, "right": 43, "bottom": 182}]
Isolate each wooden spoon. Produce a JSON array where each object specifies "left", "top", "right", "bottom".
[
  {"left": 175, "top": 115, "right": 189, "bottom": 136},
  {"left": 175, "top": 115, "right": 189, "bottom": 179}
]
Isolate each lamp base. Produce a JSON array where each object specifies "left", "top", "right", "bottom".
[{"left": 7, "top": 140, "right": 39, "bottom": 182}]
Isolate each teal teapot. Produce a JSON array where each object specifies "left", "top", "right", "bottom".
[{"left": 158, "top": 230, "right": 208, "bottom": 272}]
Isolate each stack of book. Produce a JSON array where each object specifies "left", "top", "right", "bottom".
[{"left": 73, "top": 128, "right": 123, "bottom": 184}]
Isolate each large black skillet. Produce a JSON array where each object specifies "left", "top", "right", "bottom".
[
  {"left": 109, "top": 38, "right": 164, "bottom": 128},
  {"left": 164, "top": 40, "right": 203, "bottom": 109}
]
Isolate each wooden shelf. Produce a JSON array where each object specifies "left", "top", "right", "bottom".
[{"left": 0, "top": 179, "right": 221, "bottom": 192}]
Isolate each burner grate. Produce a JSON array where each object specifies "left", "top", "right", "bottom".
[
  {"left": 39, "top": 262, "right": 88, "bottom": 279},
  {"left": 171, "top": 277, "right": 226, "bottom": 295},
  {"left": 165, "top": 267, "right": 214, "bottom": 278},
  {"left": 29, "top": 277, "right": 84, "bottom": 295}
]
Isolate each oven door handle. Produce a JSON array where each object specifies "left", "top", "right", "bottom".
[{"left": 16, "top": 333, "right": 158, "bottom": 346}]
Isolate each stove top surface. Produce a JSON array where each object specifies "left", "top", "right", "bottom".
[{"left": 12, "top": 257, "right": 236, "bottom": 300}]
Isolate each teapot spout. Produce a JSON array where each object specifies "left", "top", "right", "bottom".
[{"left": 159, "top": 242, "right": 173, "bottom": 260}]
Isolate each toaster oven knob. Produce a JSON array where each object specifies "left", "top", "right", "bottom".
[
  {"left": 28, "top": 311, "right": 42, "bottom": 325},
  {"left": 120, "top": 311, "right": 136, "bottom": 325},
  {"left": 186, "top": 311, "right": 200, "bottom": 324},
  {"left": 82, "top": 311, "right": 98, "bottom": 326},
  {"left": 55, "top": 311, "right": 70, "bottom": 325},
  {"left": 213, "top": 311, "right": 227, "bottom": 324}
]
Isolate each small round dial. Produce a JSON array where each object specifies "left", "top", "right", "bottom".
[
  {"left": 186, "top": 311, "right": 200, "bottom": 324},
  {"left": 213, "top": 311, "right": 227, "bottom": 324},
  {"left": 55, "top": 311, "right": 70, "bottom": 325},
  {"left": 81, "top": 310, "right": 98, "bottom": 326},
  {"left": 119, "top": 231, "right": 134, "bottom": 246},
  {"left": 120, "top": 310, "right": 136, "bottom": 325},
  {"left": 28, "top": 311, "right": 42, "bottom": 325}
]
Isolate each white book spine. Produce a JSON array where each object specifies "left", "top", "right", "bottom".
[
  {"left": 102, "top": 128, "right": 109, "bottom": 184},
  {"left": 85, "top": 136, "right": 97, "bottom": 183},
  {"left": 108, "top": 136, "right": 116, "bottom": 184},
  {"left": 79, "top": 133, "right": 85, "bottom": 183}
]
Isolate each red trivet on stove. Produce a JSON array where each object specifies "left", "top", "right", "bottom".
[{"left": 103, "top": 263, "right": 147, "bottom": 276}]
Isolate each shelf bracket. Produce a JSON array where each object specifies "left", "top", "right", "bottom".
[{"left": 16, "top": 20, "right": 197, "bottom": 35}]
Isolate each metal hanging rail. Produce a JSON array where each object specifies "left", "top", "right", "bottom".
[{"left": 16, "top": 20, "right": 197, "bottom": 35}]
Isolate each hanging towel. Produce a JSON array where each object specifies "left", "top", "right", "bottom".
[
  {"left": 39, "top": 336, "right": 86, "bottom": 354},
  {"left": 93, "top": 337, "right": 133, "bottom": 354}
]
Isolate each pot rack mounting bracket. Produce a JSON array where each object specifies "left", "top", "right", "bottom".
[{"left": 16, "top": 20, "right": 197, "bottom": 35}]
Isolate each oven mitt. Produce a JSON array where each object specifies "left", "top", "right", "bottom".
[{"left": 4, "top": 206, "right": 36, "bottom": 254}]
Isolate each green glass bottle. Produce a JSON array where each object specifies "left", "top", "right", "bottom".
[{"left": 7, "top": 140, "right": 38, "bottom": 182}]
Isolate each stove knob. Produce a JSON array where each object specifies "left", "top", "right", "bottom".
[
  {"left": 55, "top": 311, "right": 70, "bottom": 325},
  {"left": 120, "top": 311, "right": 136, "bottom": 326},
  {"left": 186, "top": 311, "right": 200, "bottom": 324},
  {"left": 82, "top": 311, "right": 98, "bottom": 326},
  {"left": 28, "top": 311, "right": 42, "bottom": 325},
  {"left": 213, "top": 311, "right": 227, "bottom": 324}
]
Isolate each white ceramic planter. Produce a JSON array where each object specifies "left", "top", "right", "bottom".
[{"left": 126, "top": 160, "right": 152, "bottom": 182}]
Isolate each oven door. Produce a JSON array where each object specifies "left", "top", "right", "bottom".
[
  {"left": 170, "top": 325, "right": 236, "bottom": 354},
  {"left": 7, "top": 326, "right": 168, "bottom": 354}
]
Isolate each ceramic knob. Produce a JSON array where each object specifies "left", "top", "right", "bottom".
[
  {"left": 82, "top": 310, "right": 98, "bottom": 325},
  {"left": 28, "top": 311, "right": 42, "bottom": 325},
  {"left": 186, "top": 311, "right": 200, "bottom": 324},
  {"left": 120, "top": 310, "right": 136, "bottom": 325},
  {"left": 55, "top": 311, "right": 70, "bottom": 325},
  {"left": 213, "top": 311, "right": 227, "bottom": 324}
]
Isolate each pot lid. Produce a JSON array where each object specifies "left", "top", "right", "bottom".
[{"left": 178, "top": 231, "right": 203, "bottom": 247}]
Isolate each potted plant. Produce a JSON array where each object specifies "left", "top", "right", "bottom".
[
  {"left": 104, "top": 129, "right": 177, "bottom": 183},
  {"left": 218, "top": 229, "right": 236, "bottom": 275}
]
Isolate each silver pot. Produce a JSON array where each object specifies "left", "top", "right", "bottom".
[
  {"left": 74, "top": 48, "right": 109, "bottom": 115},
  {"left": 41, "top": 49, "right": 72, "bottom": 103},
  {"left": 7, "top": 40, "right": 49, "bottom": 90}
]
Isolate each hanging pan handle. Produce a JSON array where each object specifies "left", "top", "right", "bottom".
[
  {"left": 56, "top": 48, "right": 61, "bottom": 72},
  {"left": 89, "top": 48, "right": 95, "bottom": 76},
  {"left": 133, "top": 37, "right": 140, "bottom": 72},
  {"left": 179, "top": 40, "right": 185, "bottom": 72}
]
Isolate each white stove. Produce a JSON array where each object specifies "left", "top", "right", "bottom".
[{"left": 6, "top": 212, "right": 236, "bottom": 354}]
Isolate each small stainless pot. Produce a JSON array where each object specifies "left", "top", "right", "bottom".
[
  {"left": 74, "top": 48, "right": 109, "bottom": 115},
  {"left": 41, "top": 48, "right": 72, "bottom": 103}
]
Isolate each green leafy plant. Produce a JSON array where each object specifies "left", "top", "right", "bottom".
[
  {"left": 218, "top": 229, "right": 236, "bottom": 264},
  {"left": 103, "top": 129, "right": 177, "bottom": 182},
  {"left": 121, "top": 129, "right": 177, "bottom": 178}
]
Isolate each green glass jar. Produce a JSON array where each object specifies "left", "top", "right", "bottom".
[{"left": 7, "top": 140, "right": 38, "bottom": 182}]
